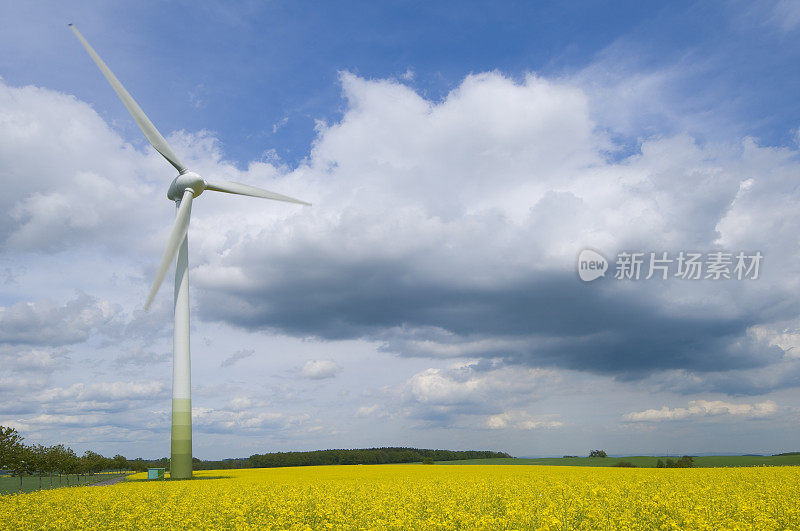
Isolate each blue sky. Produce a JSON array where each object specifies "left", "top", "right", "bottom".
[
  {"left": 2, "top": 0, "right": 800, "bottom": 459},
  {"left": 6, "top": 1, "right": 800, "bottom": 163}
]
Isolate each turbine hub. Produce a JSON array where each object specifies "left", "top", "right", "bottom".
[{"left": 168, "top": 171, "right": 206, "bottom": 201}]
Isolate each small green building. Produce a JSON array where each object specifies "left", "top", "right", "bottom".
[{"left": 147, "top": 468, "right": 165, "bottom": 480}]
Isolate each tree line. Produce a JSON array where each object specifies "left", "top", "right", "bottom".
[
  {"left": 0, "top": 426, "right": 128, "bottom": 492},
  {"left": 96, "top": 448, "right": 511, "bottom": 472},
  {"left": 121, "top": 448, "right": 510, "bottom": 472},
  {"left": 196, "top": 448, "right": 511, "bottom": 470}
]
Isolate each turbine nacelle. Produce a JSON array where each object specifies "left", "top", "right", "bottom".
[{"left": 168, "top": 171, "right": 206, "bottom": 201}]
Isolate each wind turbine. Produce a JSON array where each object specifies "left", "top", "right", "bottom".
[{"left": 69, "top": 25, "right": 310, "bottom": 479}]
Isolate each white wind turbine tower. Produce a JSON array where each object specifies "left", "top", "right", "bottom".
[{"left": 69, "top": 25, "right": 310, "bottom": 479}]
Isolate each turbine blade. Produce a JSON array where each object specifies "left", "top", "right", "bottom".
[
  {"left": 68, "top": 24, "right": 187, "bottom": 173},
  {"left": 205, "top": 180, "right": 311, "bottom": 206},
  {"left": 144, "top": 189, "right": 194, "bottom": 310}
]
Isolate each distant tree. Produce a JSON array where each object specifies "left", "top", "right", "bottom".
[
  {"left": 665, "top": 458, "right": 676, "bottom": 468},
  {"left": 112, "top": 454, "right": 128, "bottom": 471},
  {"left": 656, "top": 459, "right": 665, "bottom": 468},
  {"left": 0, "top": 425, "right": 24, "bottom": 471},
  {"left": 613, "top": 461, "right": 636, "bottom": 467},
  {"left": 44, "top": 445, "right": 61, "bottom": 488},
  {"left": 589, "top": 450, "right": 607, "bottom": 458},
  {"left": 8, "top": 443, "right": 34, "bottom": 492},
  {"left": 49, "top": 445, "right": 70, "bottom": 486},
  {"left": 49, "top": 445, "right": 63, "bottom": 486},
  {"left": 676, "top": 455, "right": 694, "bottom": 468},
  {"left": 61, "top": 447, "right": 79, "bottom": 486},
  {"left": 77, "top": 453, "right": 90, "bottom": 483},
  {"left": 82, "top": 451, "right": 107, "bottom": 476},
  {"left": 127, "top": 458, "right": 149, "bottom": 472},
  {"left": 422, "top": 457, "right": 434, "bottom": 465},
  {"left": 30, "top": 444, "right": 50, "bottom": 490}
]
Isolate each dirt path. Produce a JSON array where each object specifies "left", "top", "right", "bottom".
[{"left": 90, "top": 475, "right": 129, "bottom": 487}]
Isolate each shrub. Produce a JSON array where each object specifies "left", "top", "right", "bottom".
[
  {"left": 613, "top": 461, "right": 636, "bottom": 467},
  {"left": 422, "top": 457, "right": 435, "bottom": 465},
  {"left": 662, "top": 456, "right": 694, "bottom": 468},
  {"left": 656, "top": 460, "right": 665, "bottom": 468}
]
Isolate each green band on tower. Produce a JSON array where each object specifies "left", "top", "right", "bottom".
[{"left": 171, "top": 398, "right": 192, "bottom": 479}]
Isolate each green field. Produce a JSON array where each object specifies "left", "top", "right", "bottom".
[
  {"left": 0, "top": 472, "right": 127, "bottom": 494},
  {"left": 437, "top": 455, "right": 800, "bottom": 467}
]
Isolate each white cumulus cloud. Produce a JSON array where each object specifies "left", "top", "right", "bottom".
[
  {"left": 299, "top": 359, "right": 341, "bottom": 380},
  {"left": 623, "top": 399, "right": 779, "bottom": 422},
  {"left": 486, "top": 410, "right": 563, "bottom": 430}
]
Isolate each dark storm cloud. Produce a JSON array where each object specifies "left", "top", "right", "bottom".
[
  {"left": 640, "top": 361, "right": 800, "bottom": 396},
  {"left": 198, "top": 259, "right": 787, "bottom": 381}
]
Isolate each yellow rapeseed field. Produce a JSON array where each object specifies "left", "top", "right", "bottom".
[{"left": 1, "top": 464, "right": 799, "bottom": 529}]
